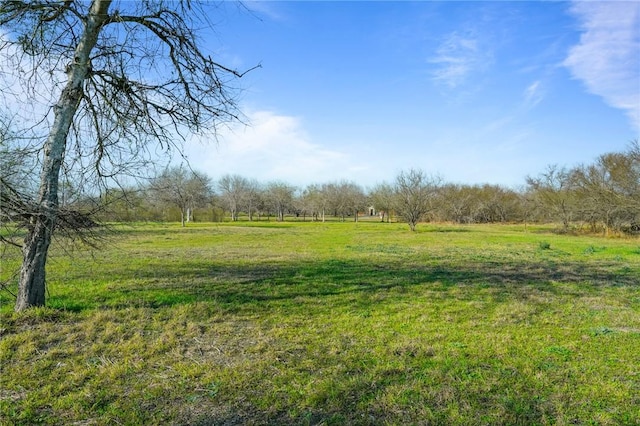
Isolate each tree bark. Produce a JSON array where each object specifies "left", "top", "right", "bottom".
[
  {"left": 15, "top": 220, "right": 51, "bottom": 310},
  {"left": 15, "top": 0, "right": 112, "bottom": 311}
]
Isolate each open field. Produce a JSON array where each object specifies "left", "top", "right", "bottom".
[{"left": 1, "top": 222, "right": 639, "bottom": 425}]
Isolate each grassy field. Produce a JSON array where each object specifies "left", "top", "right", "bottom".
[{"left": 1, "top": 221, "right": 639, "bottom": 425}]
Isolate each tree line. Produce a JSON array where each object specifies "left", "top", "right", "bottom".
[{"left": 89, "top": 142, "right": 639, "bottom": 234}]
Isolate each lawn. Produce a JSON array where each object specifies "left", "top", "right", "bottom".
[{"left": 1, "top": 222, "right": 639, "bottom": 425}]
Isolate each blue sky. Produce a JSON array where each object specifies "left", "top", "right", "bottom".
[{"left": 186, "top": 1, "right": 640, "bottom": 189}]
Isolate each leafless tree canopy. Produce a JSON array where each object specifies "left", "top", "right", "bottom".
[
  {"left": 1, "top": 0, "right": 252, "bottom": 185},
  {"left": 149, "top": 165, "right": 212, "bottom": 227},
  {"left": 394, "top": 169, "right": 441, "bottom": 231}
]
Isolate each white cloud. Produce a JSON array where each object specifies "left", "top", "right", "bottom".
[
  {"left": 429, "top": 32, "right": 492, "bottom": 89},
  {"left": 564, "top": 1, "right": 640, "bottom": 131},
  {"left": 184, "top": 110, "right": 369, "bottom": 186},
  {"left": 182, "top": 110, "right": 537, "bottom": 188}
]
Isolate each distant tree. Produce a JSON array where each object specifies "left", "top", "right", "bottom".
[
  {"left": 471, "top": 184, "right": 520, "bottom": 223},
  {"left": 292, "top": 188, "right": 311, "bottom": 221},
  {"left": 243, "top": 178, "right": 261, "bottom": 221},
  {"left": 369, "top": 183, "right": 394, "bottom": 222},
  {"left": 265, "top": 182, "right": 296, "bottom": 221},
  {"left": 300, "top": 184, "right": 329, "bottom": 221},
  {"left": 393, "top": 169, "right": 441, "bottom": 231},
  {"left": 526, "top": 165, "right": 576, "bottom": 232},
  {"left": 436, "top": 184, "right": 473, "bottom": 223},
  {"left": 217, "top": 174, "right": 250, "bottom": 221},
  {"left": 572, "top": 147, "right": 640, "bottom": 234},
  {"left": 150, "top": 166, "right": 211, "bottom": 227},
  {"left": 492, "top": 185, "right": 526, "bottom": 223},
  {"left": 298, "top": 185, "right": 315, "bottom": 221},
  {"left": 343, "top": 182, "right": 367, "bottom": 222},
  {"left": 95, "top": 187, "right": 150, "bottom": 222},
  {"left": 329, "top": 181, "right": 365, "bottom": 222},
  {"left": 252, "top": 186, "right": 270, "bottom": 221},
  {"left": 317, "top": 181, "right": 363, "bottom": 221},
  {"left": 321, "top": 183, "right": 342, "bottom": 220},
  {"left": 630, "top": 139, "right": 640, "bottom": 161}
]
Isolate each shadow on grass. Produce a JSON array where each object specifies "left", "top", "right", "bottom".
[{"left": 50, "top": 255, "right": 637, "bottom": 313}]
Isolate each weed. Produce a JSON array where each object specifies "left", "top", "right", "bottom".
[
  {"left": 545, "top": 345, "right": 572, "bottom": 361},
  {"left": 590, "top": 326, "right": 615, "bottom": 336},
  {"left": 538, "top": 241, "right": 551, "bottom": 250}
]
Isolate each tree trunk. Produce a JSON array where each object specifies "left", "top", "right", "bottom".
[
  {"left": 15, "top": 220, "right": 52, "bottom": 310},
  {"left": 15, "top": 0, "right": 111, "bottom": 311}
]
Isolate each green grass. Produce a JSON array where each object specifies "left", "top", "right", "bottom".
[{"left": 1, "top": 222, "right": 639, "bottom": 425}]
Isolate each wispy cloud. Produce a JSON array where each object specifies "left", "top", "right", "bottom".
[
  {"left": 563, "top": 1, "right": 640, "bottom": 131},
  {"left": 429, "top": 31, "right": 492, "bottom": 89},
  {"left": 185, "top": 110, "right": 367, "bottom": 185},
  {"left": 244, "top": 1, "right": 286, "bottom": 22},
  {"left": 523, "top": 80, "right": 545, "bottom": 110}
]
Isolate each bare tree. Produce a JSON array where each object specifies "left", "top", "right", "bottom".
[
  {"left": 150, "top": 166, "right": 211, "bottom": 227},
  {"left": 321, "top": 183, "right": 342, "bottom": 220},
  {"left": 526, "top": 142, "right": 640, "bottom": 234},
  {"left": 572, "top": 149, "right": 640, "bottom": 234},
  {"left": 265, "top": 181, "right": 296, "bottom": 222},
  {"left": 1, "top": 1, "right": 252, "bottom": 310},
  {"left": 300, "top": 184, "right": 327, "bottom": 222},
  {"left": 436, "top": 183, "right": 473, "bottom": 224},
  {"left": 526, "top": 165, "right": 576, "bottom": 232},
  {"left": 217, "top": 174, "right": 251, "bottom": 221},
  {"left": 340, "top": 181, "right": 366, "bottom": 222},
  {"left": 393, "top": 169, "right": 441, "bottom": 231},
  {"left": 243, "top": 178, "right": 261, "bottom": 221},
  {"left": 369, "top": 182, "right": 394, "bottom": 222}
]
